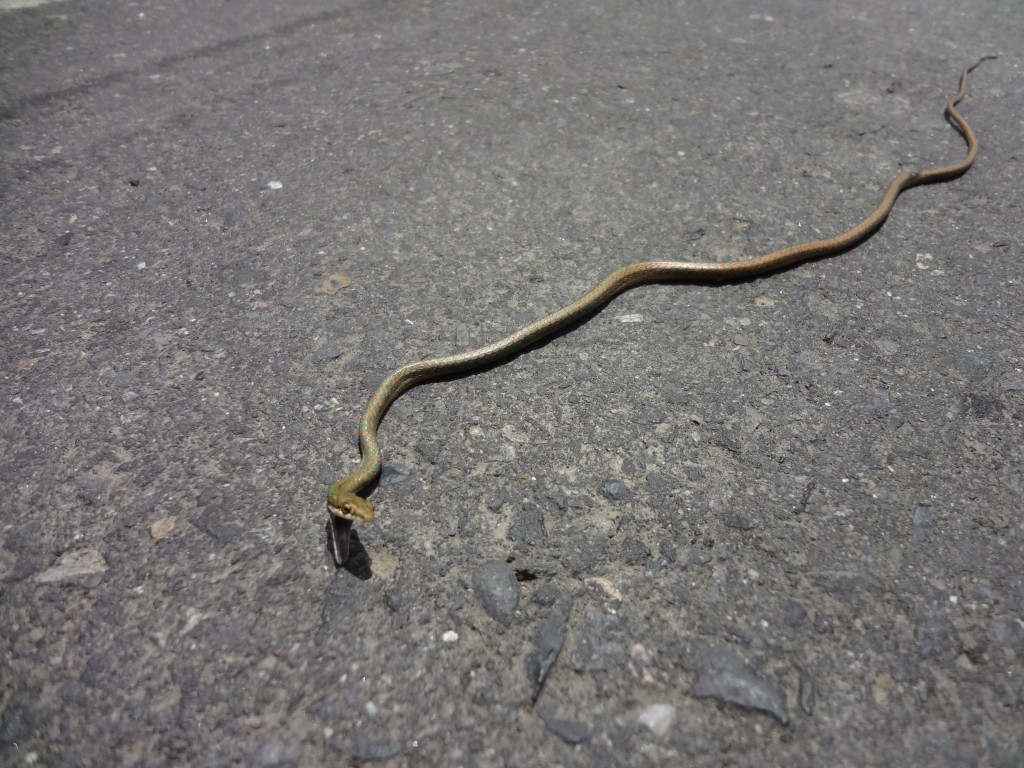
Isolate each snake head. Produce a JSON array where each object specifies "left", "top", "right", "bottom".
[
  {"left": 326, "top": 483, "right": 376, "bottom": 523},
  {"left": 326, "top": 484, "right": 375, "bottom": 566}
]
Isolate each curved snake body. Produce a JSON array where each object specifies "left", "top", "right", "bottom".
[{"left": 327, "top": 61, "right": 992, "bottom": 565}]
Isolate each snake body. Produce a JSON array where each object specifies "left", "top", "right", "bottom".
[{"left": 327, "top": 61, "right": 992, "bottom": 565}]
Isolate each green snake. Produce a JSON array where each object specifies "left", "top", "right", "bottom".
[{"left": 326, "top": 60, "right": 993, "bottom": 565}]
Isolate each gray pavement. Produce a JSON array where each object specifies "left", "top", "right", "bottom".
[{"left": 2, "top": 0, "right": 1022, "bottom": 765}]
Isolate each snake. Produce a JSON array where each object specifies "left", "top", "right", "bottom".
[{"left": 326, "top": 59, "right": 994, "bottom": 565}]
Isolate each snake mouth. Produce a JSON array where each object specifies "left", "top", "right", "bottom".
[
  {"left": 326, "top": 486, "right": 375, "bottom": 566},
  {"left": 328, "top": 515, "right": 352, "bottom": 566}
]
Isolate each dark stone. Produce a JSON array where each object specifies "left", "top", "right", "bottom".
[
  {"left": 720, "top": 512, "right": 755, "bottom": 530},
  {"left": 349, "top": 732, "right": 400, "bottom": 761},
  {"left": 314, "top": 342, "right": 347, "bottom": 362},
  {"left": 378, "top": 463, "right": 411, "bottom": 487},
  {"left": 601, "top": 480, "right": 630, "bottom": 500},
  {"left": 507, "top": 504, "right": 547, "bottom": 548},
  {"left": 658, "top": 541, "right": 677, "bottom": 564},
  {"left": 621, "top": 537, "right": 651, "bottom": 565},
  {"left": 799, "top": 667, "right": 815, "bottom": 715},
  {"left": 197, "top": 487, "right": 219, "bottom": 507},
  {"left": 4, "top": 520, "right": 41, "bottom": 552},
  {"left": 531, "top": 583, "right": 561, "bottom": 607},
  {"left": 989, "top": 615, "right": 1024, "bottom": 653},
  {"left": 569, "top": 610, "right": 625, "bottom": 672},
  {"left": 525, "top": 592, "right": 572, "bottom": 702},
  {"left": 11, "top": 552, "right": 45, "bottom": 581},
  {"left": 471, "top": 561, "right": 520, "bottom": 625},
  {"left": 192, "top": 505, "right": 240, "bottom": 544},
  {"left": 562, "top": 535, "right": 600, "bottom": 575},
  {"left": 542, "top": 715, "right": 591, "bottom": 745},
  {"left": 692, "top": 647, "right": 789, "bottom": 725},
  {"left": 782, "top": 600, "right": 808, "bottom": 627}
]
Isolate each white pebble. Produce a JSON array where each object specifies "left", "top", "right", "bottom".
[
  {"left": 637, "top": 703, "right": 677, "bottom": 737},
  {"left": 442, "top": 630, "right": 459, "bottom": 643}
]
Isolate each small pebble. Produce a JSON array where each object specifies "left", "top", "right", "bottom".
[
  {"left": 637, "top": 703, "right": 677, "bottom": 737},
  {"left": 150, "top": 517, "right": 176, "bottom": 541}
]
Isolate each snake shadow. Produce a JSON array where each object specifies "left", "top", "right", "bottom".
[{"left": 326, "top": 520, "right": 374, "bottom": 579}]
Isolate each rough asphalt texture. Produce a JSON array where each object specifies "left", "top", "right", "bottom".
[{"left": 2, "top": 0, "right": 1022, "bottom": 765}]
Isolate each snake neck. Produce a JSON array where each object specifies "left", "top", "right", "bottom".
[{"left": 326, "top": 404, "right": 385, "bottom": 528}]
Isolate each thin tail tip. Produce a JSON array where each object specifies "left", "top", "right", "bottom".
[{"left": 967, "top": 55, "right": 998, "bottom": 74}]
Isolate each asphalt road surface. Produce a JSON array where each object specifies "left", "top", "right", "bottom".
[{"left": 2, "top": 0, "right": 1022, "bottom": 765}]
